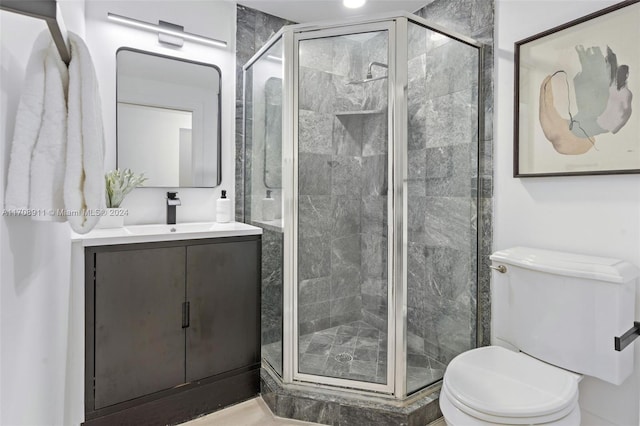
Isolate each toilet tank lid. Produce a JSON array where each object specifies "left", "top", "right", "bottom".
[{"left": 490, "top": 247, "right": 640, "bottom": 284}]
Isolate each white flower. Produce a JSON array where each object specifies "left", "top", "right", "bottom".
[{"left": 105, "top": 169, "right": 148, "bottom": 208}]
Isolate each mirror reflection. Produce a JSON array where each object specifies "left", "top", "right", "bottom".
[
  {"left": 264, "top": 77, "right": 282, "bottom": 189},
  {"left": 117, "top": 48, "right": 221, "bottom": 187}
]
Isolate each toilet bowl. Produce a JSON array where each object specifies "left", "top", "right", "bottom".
[{"left": 440, "top": 346, "right": 582, "bottom": 426}]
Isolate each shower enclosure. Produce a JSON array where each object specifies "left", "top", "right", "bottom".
[{"left": 243, "top": 12, "right": 482, "bottom": 399}]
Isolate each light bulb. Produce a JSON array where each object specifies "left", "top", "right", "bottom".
[{"left": 343, "top": 0, "right": 366, "bottom": 9}]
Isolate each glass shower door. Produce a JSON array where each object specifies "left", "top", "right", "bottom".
[
  {"left": 294, "top": 25, "right": 392, "bottom": 391},
  {"left": 404, "top": 21, "right": 480, "bottom": 394},
  {"left": 244, "top": 37, "right": 285, "bottom": 377}
]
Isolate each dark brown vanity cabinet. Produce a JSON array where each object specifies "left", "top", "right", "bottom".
[{"left": 84, "top": 236, "right": 261, "bottom": 425}]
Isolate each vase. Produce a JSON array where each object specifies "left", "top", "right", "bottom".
[{"left": 95, "top": 208, "right": 126, "bottom": 229}]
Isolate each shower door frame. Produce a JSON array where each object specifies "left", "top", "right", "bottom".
[{"left": 287, "top": 20, "right": 398, "bottom": 395}]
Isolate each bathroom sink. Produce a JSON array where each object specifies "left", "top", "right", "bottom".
[
  {"left": 71, "top": 221, "right": 262, "bottom": 246},
  {"left": 124, "top": 222, "right": 217, "bottom": 235}
]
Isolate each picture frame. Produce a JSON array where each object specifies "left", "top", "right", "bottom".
[{"left": 514, "top": 0, "right": 640, "bottom": 177}]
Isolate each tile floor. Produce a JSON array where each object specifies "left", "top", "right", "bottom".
[
  {"left": 263, "top": 320, "right": 446, "bottom": 392},
  {"left": 179, "top": 397, "right": 321, "bottom": 425},
  {"left": 299, "top": 321, "right": 388, "bottom": 383},
  {"left": 180, "top": 397, "right": 447, "bottom": 426}
]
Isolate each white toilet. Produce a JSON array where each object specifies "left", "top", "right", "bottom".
[{"left": 440, "top": 246, "right": 639, "bottom": 426}]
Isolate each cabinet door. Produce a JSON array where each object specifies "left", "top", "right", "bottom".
[
  {"left": 94, "top": 247, "right": 186, "bottom": 409},
  {"left": 186, "top": 239, "right": 260, "bottom": 382}
]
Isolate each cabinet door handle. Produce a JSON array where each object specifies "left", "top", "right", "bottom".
[{"left": 182, "top": 301, "right": 190, "bottom": 328}]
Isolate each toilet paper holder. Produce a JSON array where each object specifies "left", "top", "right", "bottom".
[{"left": 615, "top": 321, "right": 640, "bottom": 351}]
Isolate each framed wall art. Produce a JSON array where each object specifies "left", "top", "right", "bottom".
[{"left": 514, "top": 0, "right": 640, "bottom": 177}]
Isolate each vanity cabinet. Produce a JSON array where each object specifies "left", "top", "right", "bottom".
[
  {"left": 84, "top": 236, "right": 261, "bottom": 425},
  {"left": 186, "top": 242, "right": 260, "bottom": 381},
  {"left": 93, "top": 246, "right": 186, "bottom": 409}
]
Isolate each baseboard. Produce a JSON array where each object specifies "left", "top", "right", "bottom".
[{"left": 83, "top": 368, "right": 260, "bottom": 426}]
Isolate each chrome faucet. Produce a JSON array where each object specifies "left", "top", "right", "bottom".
[{"left": 166, "top": 191, "right": 181, "bottom": 224}]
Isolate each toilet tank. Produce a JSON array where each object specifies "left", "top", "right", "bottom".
[{"left": 490, "top": 246, "right": 639, "bottom": 385}]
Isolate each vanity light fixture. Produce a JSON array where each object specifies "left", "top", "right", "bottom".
[
  {"left": 343, "top": 0, "right": 366, "bottom": 9},
  {"left": 107, "top": 12, "right": 227, "bottom": 48},
  {"left": 158, "top": 21, "right": 184, "bottom": 47}
]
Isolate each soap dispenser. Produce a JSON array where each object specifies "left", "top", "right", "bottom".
[
  {"left": 216, "top": 190, "right": 231, "bottom": 223},
  {"left": 262, "top": 190, "right": 275, "bottom": 221}
]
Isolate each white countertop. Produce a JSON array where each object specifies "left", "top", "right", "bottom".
[
  {"left": 71, "top": 221, "right": 262, "bottom": 247},
  {"left": 250, "top": 218, "right": 284, "bottom": 233}
]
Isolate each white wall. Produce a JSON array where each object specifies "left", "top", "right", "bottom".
[
  {"left": 84, "top": 0, "right": 236, "bottom": 225},
  {"left": 1, "top": 3, "right": 85, "bottom": 425},
  {"left": 495, "top": 1, "right": 640, "bottom": 425},
  {"left": 1, "top": 2, "right": 237, "bottom": 424},
  {"left": 118, "top": 103, "right": 191, "bottom": 184}
]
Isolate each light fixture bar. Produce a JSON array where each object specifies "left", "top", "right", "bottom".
[{"left": 107, "top": 12, "right": 227, "bottom": 48}]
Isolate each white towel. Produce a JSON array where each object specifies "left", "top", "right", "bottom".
[
  {"left": 5, "top": 31, "right": 68, "bottom": 221},
  {"left": 64, "top": 32, "right": 105, "bottom": 234},
  {"left": 31, "top": 37, "right": 70, "bottom": 221}
]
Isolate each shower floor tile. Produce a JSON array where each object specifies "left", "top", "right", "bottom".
[
  {"left": 299, "top": 321, "right": 386, "bottom": 384},
  {"left": 262, "top": 321, "right": 446, "bottom": 391}
]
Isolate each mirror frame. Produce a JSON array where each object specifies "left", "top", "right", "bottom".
[{"left": 115, "top": 47, "right": 222, "bottom": 188}]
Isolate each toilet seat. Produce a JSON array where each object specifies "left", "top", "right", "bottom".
[
  {"left": 442, "top": 346, "right": 581, "bottom": 425},
  {"left": 440, "top": 387, "right": 581, "bottom": 426}
]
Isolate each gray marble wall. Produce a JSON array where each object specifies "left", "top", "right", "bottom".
[
  {"left": 297, "top": 34, "right": 389, "bottom": 335},
  {"left": 236, "top": 6, "right": 294, "bottom": 352},
  {"left": 236, "top": 5, "right": 295, "bottom": 222},
  {"left": 359, "top": 33, "right": 389, "bottom": 331},
  {"left": 406, "top": 22, "right": 479, "bottom": 367},
  {"left": 412, "top": 0, "right": 494, "bottom": 354},
  {"left": 261, "top": 369, "right": 443, "bottom": 426},
  {"left": 262, "top": 228, "right": 284, "bottom": 347}
]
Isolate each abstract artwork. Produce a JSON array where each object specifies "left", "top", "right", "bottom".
[{"left": 514, "top": 0, "right": 640, "bottom": 177}]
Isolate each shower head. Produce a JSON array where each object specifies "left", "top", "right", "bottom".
[
  {"left": 347, "top": 61, "right": 389, "bottom": 85},
  {"left": 346, "top": 75, "right": 388, "bottom": 85},
  {"left": 367, "top": 61, "right": 387, "bottom": 77}
]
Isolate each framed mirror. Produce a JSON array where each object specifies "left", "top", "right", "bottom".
[{"left": 116, "top": 48, "right": 221, "bottom": 187}]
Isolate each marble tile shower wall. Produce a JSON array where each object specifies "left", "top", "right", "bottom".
[
  {"left": 297, "top": 34, "right": 389, "bottom": 336},
  {"left": 236, "top": 5, "right": 295, "bottom": 220},
  {"left": 413, "top": 0, "right": 495, "bottom": 352},
  {"left": 359, "top": 32, "right": 389, "bottom": 332},
  {"left": 236, "top": 5, "right": 294, "bottom": 348},
  {"left": 262, "top": 228, "right": 284, "bottom": 348},
  {"left": 406, "top": 22, "right": 479, "bottom": 366}
]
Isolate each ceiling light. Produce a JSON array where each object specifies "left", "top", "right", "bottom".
[
  {"left": 107, "top": 13, "right": 227, "bottom": 48},
  {"left": 343, "top": 0, "right": 366, "bottom": 9}
]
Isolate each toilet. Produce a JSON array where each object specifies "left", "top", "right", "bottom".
[{"left": 440, "top": 246, "right": 639, "bottom": 426}]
